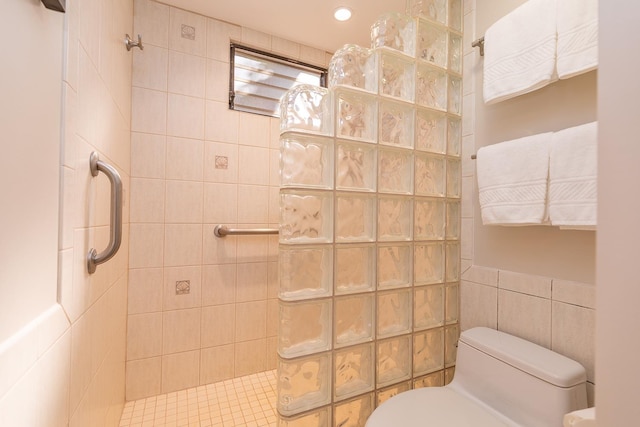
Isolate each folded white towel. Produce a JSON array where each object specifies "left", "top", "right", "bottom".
[
  {"left": 483, "top": 0, "right": 558, "bottom": 105},
  {"left": 557, "top": 0, "right": 598, "bottom": 79},
  {"left": 549, "top": 122, "right": 597, "bottom": 229},
  {"left": 477, "top": 133, "right": 552, "bottom": 225},
  {"left": 563, "top": 407, "right": 596, "bottom": 427}
]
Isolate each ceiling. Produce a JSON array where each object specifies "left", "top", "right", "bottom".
[{"left": 160, "top": 0, "right": 409, "bottom": 53}]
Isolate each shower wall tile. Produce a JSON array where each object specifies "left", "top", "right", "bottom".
[
  {"left": 163, "top": 265, "right": 202, "bottom": 310},
  {"left": 204, "top": 141, "right": 239, "bottom": 183},
  {"left": 236, "top": 262, "right": 268, "bottom": 302},
  {"left": 128, "top": 268, "right": 163, "bottom": 314},
  {"left": 235, "top": 339, "right": 267, "bottom": 377},
  {"left": 201, "top": 305, "right": 236, "bottom": 347},
  {"left": 167, "top": 94, "right": 205, "bottom": 139},
  {"left": 166, "top": 137, "right": 204, "bottom": 181},
  {"left": 161, "top": 350, "right": 200, "bottom": 393},
  {"left": 203, "top": 183, "right": 238, "bottom": 223},
  {"left": 164, "top": 224, "right": 203, "bottom": 266},
  {"left": 205, "top": 100, "right": 239, "bottom": 143},
  {"left": 238, "top": 145, "right": 270, "bottom": 185},
  {"left": 165, "top": 180, "right": 203, "bottom": 223},
  {"left": 242, "top": 28, "right": 271, "bottom": 50},
  {"left": 132, "top": 45, "right": 168, "bottom": 91},
  {"left": 162, "top": 308, "right": 201, "bottom": 354},
  {"left": 131, "top": 132, "right": 166, "bottom": 179},
  {"left": 200, "top": 344, "right": 235, "bottom": 384},
  {"left": 498, "top": 290, "right": 551, "bottom": 349},
  {"left": 236, "top": 301, "right": 267, "bottom": 342},
  {"left": 237, "top": 185, "right": 270, "bottom": 223},
  {"left": 272, "top": 37, "right": 301, "bottom": 59},
  {"left": 239, "top": 112, "right": 272, "bottom": 148},
  {"left": 202, "top": 224, "right": 238, "bottom": 265},
  {"left": 130, "top": 178, "right": 165, "bottom": 223},
  {"left": 202, "top": 264, "right": 237, "bottom": 306},
  {"left": 129, "top": 223, "right": 164, "bottom": 268},
  {"left": 168, "top": 50, "right": 206, "bottom": 98},
  {"left": 205, "top": 59, "right": 229, "bottom": 102},
  {"left": 168, "top": 7, "right": 207, "bottom": 56},
  {"left": 300, "top": 45, "right": 328, "bottom": 67},
  {"left": 127, "top": 313, "right": 163, "bottom": 360},
  {"left": 235, "top": 232, "right": 270, "bottom": 263},
  {"left": 131, "top": 87, "right": 167, "bottom": 134},
  {"left": 134, "top": 0, "right": 170, "bottom": 48},
  {"left": 206, "top": 18, "right": 242, "bottom": 62},
  {"left": 125, "top": 357, "right": 162, "bottom": 401}
]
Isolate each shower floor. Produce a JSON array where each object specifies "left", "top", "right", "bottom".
[{"left": 119, "top": 369, "right": 277, "bottom": 427}]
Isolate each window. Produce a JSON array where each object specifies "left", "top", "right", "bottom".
[{"left": 230, "top": 44, "right": 328, "bottom": 117}]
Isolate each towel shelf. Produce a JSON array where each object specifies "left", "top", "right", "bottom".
[{"left": 214, "top": 225, "right": 279, "bottom": 237}]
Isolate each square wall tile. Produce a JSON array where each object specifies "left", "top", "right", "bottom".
[
  {"left": 238, "top": 145, "right": 270, "bottom": 185},
  {"left": 499, "top": 270, "right": 552, "bottom": 298},
  {"left": 235, "top": 339, "right": 267, "bottom": 377},
  {"left": 552, "top": 279, "right": 595, "bottom": 309},
  {"left": 164, "top": 224, "right": 202, "bottom": 266},
  {"left": 163, "top": 265, "right": 202, "bottom": 310},
  {"left": 166, "top": 137, "right": 204, "bottom": 181},
  {"left": 168, "top": 50, "right": 206, "bottom": 98},
  {"left": 498, "top": 290, "right": 551, "bottom": 348},
  {"left": 203, "top": 182, "right": 238, "bottom": 224},
  {"left": 162, "top": 308, "right": 201, "bottom": 354},
  {"left": 165, "top": 180, "right": 203, "bottom": 224},
  {"left": 131, "top": 132, "right": 166, "bottom": 179},
  {"left": 202, "top": 264, "right": 236, "bottom": 306},
  {"left": 131, "top": 87, "right": 167, "bottom": 135},
  {"left": 207, "top": 18, "right": 242, "bottom": 62},
  {"left": 200, "top": 344, "right": 235, "bottom": 384},
  {"left": 461, "top": 265, "right": 498, "bottom": 286},
  {"left": 204, "top": 141, "right": 238, "bottom": 183},
  {"left": 460, "top": 281, "right": 497, "bottom": 330},
  {"left": 205, "top": 59, "right": 229, "bottom": 102},
  {"left": 161, "top": 350, "right": 200, "bottom": 393},
  {"left": 168, "top": 7, "right": 207, "bottom": 56},
  {"left": 130, "top": 178, "right": 165, "bottom": 223},
  {"left": 236, "top": 262, "right": 268, "bottom": 302},
  {"left": 551, "top": 302, "right": 595, "bottom": 381},
  {"left": 242, "top": 28, "right": 271, "bottom": 50},
  {"left": 128, "top": 268, "right": 163, "bottom": 314},
  {"left": 167, "top": 94, "right": 204, "bottom": 139},
  {"left": 237, "top": 185, "right": 270, "bottom": 223},
  {"left": 125, "top": 357, "right": 161, "bottom": 401},
  {"left": 238, "top": 112, "right": 270, "bottom": 148},
  {"left": 133, "top": 0, "right": 169, "bottom": 48},
  {"left": 205, "top": 100, "right": 239, "bottom": 143},
  {"left": 127, "top": 313, "right": 162, "bottom": 360},
  {"left": 202, "top": 224, "right": 237, "bottom": 265},
  {"left": 235, "top": 301, "right": 267, "bottom": 342},
  {"left": 129, "top": 223, "right": 164, "bottom": 268},
  {"left": 201, "top": 305, "right": 235, "bottom": 347},
  {"left": 132, "top": 45, "right": 168, "bottom": 91}
]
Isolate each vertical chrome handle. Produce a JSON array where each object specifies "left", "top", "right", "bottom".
[{"left": 87, "top": 151, "right": 123, "bottom": 274}]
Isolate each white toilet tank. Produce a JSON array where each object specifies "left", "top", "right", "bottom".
[{"left": 449, "top": 327, "right": 588, "bottom": 426}]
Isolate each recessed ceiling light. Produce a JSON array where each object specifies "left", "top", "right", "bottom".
[{"left": 334, "top": 7, "right": 352, "bottom": 21}]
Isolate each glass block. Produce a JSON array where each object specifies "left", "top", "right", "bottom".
[
  {"left": 278, "top": 406, "right": 331, "bottom": 427},
  {"left": 329, "top": 44, "right": 377, "bottom": 93},
  {"left": 280, "top": 190, "right": 333, "bottom": 244},
  {"left": 279, "top": 245, "right": 333, "bottom": 301},
  {"left": 379, "top": 100, "right": 415, "bottom": 148},
  {"left": 415, "top": 153, "right": 445, "bottom": 196},
  {"left": 371, "top": 13, "right": 416, "bottom": 56},
  {"left": 447, "top": 158, "right": 461, "bottom": 197},
  {"left": 280, "top": 84, "right": 333, "bottom": 135},
  {"left": 417, "top": 19, "right": 447, "bottom": 67},
  {"left": 335, "top": 244, "right": 376, "bottom": 295},
  {"left": 336, "top": 193, "right": 376, "bottom": 242},
  {"left": 281, "top": 133, "right": 334, "bottom": 189},
  {"left": 445, "top": 367, "right": 456, "bottom": 385},
  {"left": 415, "top": 108, "right": 446, "bottom": 154},
  {"left": 449, "top": 0, "right": 463, "bottom": 31},
  {"left": 414, "top": 284, "right": 445, "bottom": 330},
  {"left": 413, "top": 327, "right": 445, "bottom": 375},
  {"left": 446, "top": 201, "right": 460, "bottom": 239},
  {"left": 448, "top": 75, "right": 462, "bottom": 115},
  {"left": 378, "top": 148, "right": 413, "bottom": 195},
  {"left": 411, "top": 0, "right": 447, "bottom": 25},
  {"left": 413, "top": 370, "right": 444, "bottom": 388},
  {"left": 445, "top": 283, "right": 459, "bottom": 324},
  {"left": 447, "top": 117, "right": 462, "bottom": 156},
  {"left": 279, "top": 299, "right": 332, "bottom": 358},
  {"left": 377, "top": 244, "right": 412, "bottom": 290},
  {"left": 378, "top": 51, "right": 416, "bottom": 102},
  {"left": 416, "top": 63, "right": 446, "bottom": 110},
  {"left": 377, "top": 289, "right": 412, "bottom": 338},
  {"left": 445, "top": 242, "right": 460, "bottom": 282},
  {"left": 448, "top": 32, "right": 463, "bottom": 74},
  {"left": 376, "top": 381, "right": 411, "bottom": 406},
  {"left": 414, "top": 242, "right": 445, "bottom": 285},
  {"left": 445, "top": 324, "right": 460, "bottom": 367},
  {"left": 414, "top": 198, "right": 445, "bottom": 240},
  {"left": 334, "top": 343, "right": 375, "bottom": 401},
  {"left": 278, "top": 353, "right": 331, "bottom": 416},
  {"left": 336, "top": 141, "right": 377, "bottom": 192},
  {"left": 333, "top": 393, "right": 374, "bottom": 427},
  {"left": 378, "top": 196, "right": 413, "bottom": 241},
  {"left": 377, "top": 335, "right": 412, "bottom": 387},
  {"left": 334, "top": 294, "right": 375, "bottom": 348},
  {"left": 335, "top": 88, "right": 377, "bottom": 142}
]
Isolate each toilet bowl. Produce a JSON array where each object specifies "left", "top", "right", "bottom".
[{"left": 366, "top": 327, "right": 588, "bottom": 427}]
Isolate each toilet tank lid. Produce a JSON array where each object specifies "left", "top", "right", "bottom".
[{"left": 459, "top": 327, "right": 587, "bottom": 387}]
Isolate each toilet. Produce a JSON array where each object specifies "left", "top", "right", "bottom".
[{"left": 366, "top": 327, "right": 588, "bottom": 427}]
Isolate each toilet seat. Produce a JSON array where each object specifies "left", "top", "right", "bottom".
[{"left": 365, "top": 387, "right": 511, "bottom": 427}]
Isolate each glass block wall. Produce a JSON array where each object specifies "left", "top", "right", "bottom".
[{"left": 277, "top": 1, "right": 462, "bottom": 425}]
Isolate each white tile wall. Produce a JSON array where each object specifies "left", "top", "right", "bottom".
[{"left": 127, "top": 0, "right": 334, "bottom": 401}]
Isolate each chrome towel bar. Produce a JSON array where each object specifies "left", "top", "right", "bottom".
[
  {"left": 87, "top": 152, "right": 123, "bottom": 274},
  {"left": 214, "top": 225, "right": 279, "bottom": 237}
]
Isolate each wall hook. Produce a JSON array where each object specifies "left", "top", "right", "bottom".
[{"left": 125, "top": 34, "right": 144, "bottom": 51}]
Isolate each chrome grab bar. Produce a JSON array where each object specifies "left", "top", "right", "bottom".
[
  {"left": 87, "top": 152, "right": 123, "bottom": 274},
  {"left": 214, "top": 224, "right": 279, "bottom": 237}
]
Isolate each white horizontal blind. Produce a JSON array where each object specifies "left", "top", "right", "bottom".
[{"left": 231, "top": 45, "right": 326, "bottom": 117}]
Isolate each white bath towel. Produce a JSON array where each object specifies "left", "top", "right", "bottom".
[
  {"left": 557, "top": 0, "right": 598, "bottom": 79},
  {"left": 477, "top": 133, "right": 552, "bottom": 225},
  {"left": 548, "top": 122, "right": 597, "bottom": 229},
  {"left": 483, "top": 0, "right": 558, "bottom": 105}
]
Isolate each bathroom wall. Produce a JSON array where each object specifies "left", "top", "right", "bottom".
[
  {"left": 126, "top": 0, "right": 332, "bottom": 400},
  {"left": 0, "top": 0, "right": 132, "bottom": 425},
  {"left": 461, "top": 0, "right": 596, "bottom": 405}
]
